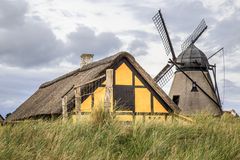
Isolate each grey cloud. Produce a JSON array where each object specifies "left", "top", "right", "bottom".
[
  {"left": 122, "top": 3, "right": 155, "bottom": 24},
  {"left": 0, "top": 0, "right": 123, "bottom": 68},
  {"left": 66, "top": 25, "right": 123, "bottom": 61},
  {"left": 122, "top": 0, "right": 213, "bottom": 33},
  {"left": 0, "top": 22, "right": 123, "bottom": 67},
  {"left": 225, "top": 79, "right": 239, "bottom": 95},
  {"left": 226, "top": 63, "right": 240, "bottom": 73},
  {"left": 198, "top": 9, "right": 240, "bottom": 77},
  {"left": 0, "top": 19, "right": 64, "bottom": 67},
  {"left": 0, "top": 0, "right": 64, "bottom": 68},
  {"left": 162, "top": 0, "right": 214, "bottom": 33},
  {"left": 127, "top": 39, "right": 149, "bottom": 56},
  {"left": 0, "top": 66, "right": 67, "bottom": 117},
  {"left": 0, "top": 0, "right": 28, "bottom": 28},
  {"left": 121, "top": 0, "right": 214, "bottom": 53},
  {"left": 0, "top": 72, "right": 38, "bottom": 117},
  {"left": 207, "top": 10, "right": 240, "bottom": 53},
  {"left": 57, "top": 9, "right": 85, "bottom": 18},
  {"left": 223, "top": 79, "right": 240, "bottom": 108},
  {"left": 120, "top": 30, "right": 159, "bottom": 42}
]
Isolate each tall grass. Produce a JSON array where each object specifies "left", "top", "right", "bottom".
[{"left": 0, "top": 114, "right": 240, "bottom": 160}]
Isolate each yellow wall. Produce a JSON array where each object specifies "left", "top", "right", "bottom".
[
  {"left": 80, "top": 61, "right": 169, "bottom": 115},
  {"left": 145, "top": 115, "right": 167, "bottom": 122},
  {"left": 153, "top": 97, "right": 168, "bottom": 113},
  {"left": 135, "top": 88, "right": 151, "bottom": 112},
  {"left": 115, "top": 115, "right": 133, "bottom": 121},
  {"left": 135, "top": 76, "right": 144, "bottom": 86},
  {"left": 94, "top": 87, "right": 105, "bottom": 108},
  {"left": 81, "top": 95, "right": 92, "bottom": 112},
  {"left": 115, "top": 63, "right": 132, "bottom": 85},
  {"left": 81, "top": 87, "right": 106, "bottom": 112},
  {"left": 102, "top": 80, "right": 106, "bottom": 85}
]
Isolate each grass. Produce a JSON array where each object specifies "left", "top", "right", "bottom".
[{"left": 0, "top": 113, "right": 240, "bottom": 160}]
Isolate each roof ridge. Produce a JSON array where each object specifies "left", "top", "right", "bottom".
[{"left": 39, "top": 51, "right": 132, "bottom": 89}]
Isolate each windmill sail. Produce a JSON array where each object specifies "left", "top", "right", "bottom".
[
  {"left": 153, "top": 10, "right": 176, "bottom": 61},
  {"left": 208, "top": 47, "right": 225, "bottom": 105},
  {"left": 152, "top": 9, "right": 222, "bottom": 116},
  {"left": 154, "top": 64, "right": 174, "bottom": 87},
  {"left": 181, "top": 19, "right": 207, "bottom": 51},
  {"left": 208, "top": 47, "right": 224, "bottom": 60}
]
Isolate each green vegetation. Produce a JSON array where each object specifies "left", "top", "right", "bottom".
[{"left": 0, "top": 114, "right": 240, "bottom": 160}]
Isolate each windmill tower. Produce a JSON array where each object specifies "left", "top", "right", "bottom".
[{"left": 152, "top": 10, "right": 223, "bottom": 116}]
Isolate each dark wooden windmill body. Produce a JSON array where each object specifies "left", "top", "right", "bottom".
[{"left": 152, "top": 10, "right": 223, "bottom": 116}]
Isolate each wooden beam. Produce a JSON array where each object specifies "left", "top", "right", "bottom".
[
  {"left": 62, "top": 95, "right": 68, "bottom": 122},
  {"left": 74, "top": 87, "right": 81, "bottom": 116},
  {"left": 61, "top": 85, "right": 74, "bottom": 98},
  {"left": 104, "top": 69, "right": 113, "bottom": 113},
  {"left": 74, "top": 75, "right": 106, "bottom": 88}
]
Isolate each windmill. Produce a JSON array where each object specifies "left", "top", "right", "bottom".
[{"left": 152, "top": 10, "right": 223, "bottom": 116}]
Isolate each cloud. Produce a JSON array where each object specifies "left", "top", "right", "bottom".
[
  {"left": 127, "top": 39, "right": 149, "bottom": 56},
  {"left": 121, "top": 0, "right": 213, "bottom": 32},
  {"left": 0, "top": 0, "right": 28, "bottom": 28},
  {"left": 225, "top": 79, "right": 240, "bottom": 96},
  {"left": 162, "top": 0, "right": 214, "bottom": 33},
  {"left": 223, "top": 79, "right": 240, "bottom": 109},
  {"left": 198, "top": 7, "right": 240, "bottom": 81},
  {"left": 0, "top": 0, "right": 240, "bottom": 117},
  {"left": 0, "top": 0, "right": 64, "bottom": 68},
  {"left": 120, "top": 0, "right": 215, "bottom": 54},
  {"left": 0, "top": 64, "right": 75, "bottom": 117},
  {"left": 121, "top": 2, "right": 156, "bottom": 24},
  {"left": 0, "top": 67, "right": 39, "bottom": 117},
  {"left": 120, "top": 30, "right": 159, "bottom": 42},
  {"left": 0, "top": 1, "right": 123, "bottom": 68},
  {"left": 0, "top": 0, "right": 124, "bottom": 117},
  {"left": 66, "top": 25, "right": 123, "bottom": 61},
  {"left": 207, "top": 10, "right": 240, "bottom": 52},
  {"left": 0, "top": 19, "right": 64, "bottom": 67}
]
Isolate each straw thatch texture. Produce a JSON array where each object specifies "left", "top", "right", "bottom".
[{"left": 8, "top": 52, "right": 180, "bottom": 121}]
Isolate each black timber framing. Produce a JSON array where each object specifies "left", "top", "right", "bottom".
[{"left": 112, "top": 58, "right": 173, "bottom": 113}]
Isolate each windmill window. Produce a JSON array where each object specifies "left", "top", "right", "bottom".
[{"left": 172, "top": 95, "right": 180, "bottom": 105}]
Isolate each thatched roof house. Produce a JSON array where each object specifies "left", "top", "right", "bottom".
[
  {"left": 8, "top": 52, "right": 180, "bottom": 122},
  {"left": 0, "top": 114, "right": 4, "bottom": 125}
]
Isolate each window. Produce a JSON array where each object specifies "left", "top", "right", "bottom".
[
  {"left": 114, "top": 86, "right": 134, "bottom": 111},
  {"left": 172, "top": 95, "right": 180, "bottom": 105}
]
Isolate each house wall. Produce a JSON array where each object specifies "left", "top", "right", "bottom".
[
  {"left": 81, "top": 87, "right": 106, "bottom": 112},
  {"left": 79, "top": 59, "right": 170, "bottom": 122}
]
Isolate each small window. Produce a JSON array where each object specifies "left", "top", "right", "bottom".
[{"left": 172, "top": 95, "right": 180, "bottom": 105}]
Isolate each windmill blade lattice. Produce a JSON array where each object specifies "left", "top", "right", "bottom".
[
  {"left": 181, "top": 19, "right": 207, "bottom": 51},
  {"left": 153, "top": 10, "right": 176, "bottom": 60},
  {"left": 154, "top": 64, "right": 174, "bottom": 87}
]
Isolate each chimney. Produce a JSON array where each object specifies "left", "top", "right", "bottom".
[{"left": 80, "top": 53, "right": 94, "bottom": 67}]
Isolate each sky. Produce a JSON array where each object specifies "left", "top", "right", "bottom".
[{"left": 0, "top": 0, "right": 240, "bottom": 118}]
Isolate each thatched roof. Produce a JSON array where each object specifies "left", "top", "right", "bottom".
[{"left": 7, "top": 52, "right": 180, "bottom": 121}]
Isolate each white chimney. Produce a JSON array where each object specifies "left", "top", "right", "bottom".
[{"left": 80, "top": 53, "right": 94, "bottom": 67}]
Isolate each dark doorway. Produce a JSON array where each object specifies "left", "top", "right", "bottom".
[{"left": 172, "top": 95, "right": 180, "bottom": 105}]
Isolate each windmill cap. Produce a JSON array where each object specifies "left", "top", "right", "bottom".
[{"left": 176, "top": 44, "right": 209, "bottom": 70}]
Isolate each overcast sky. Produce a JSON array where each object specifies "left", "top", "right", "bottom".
[{"left": 0, "top": 0, "right": 240, "bottom": 117}]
